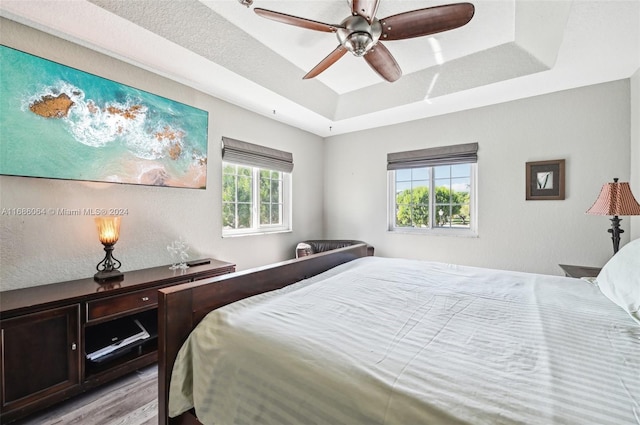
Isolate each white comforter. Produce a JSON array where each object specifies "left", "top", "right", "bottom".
[{"left": 169, "top": 257, "right": 640, "bottom": 425}]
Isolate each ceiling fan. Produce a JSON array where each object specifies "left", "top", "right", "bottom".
[{"left": 254, "top": 1, "right": 475, "bottom": 82}]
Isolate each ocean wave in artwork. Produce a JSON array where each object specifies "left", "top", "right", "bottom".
[{"left": 24, "top": 80, "right": 189, "bottom": 162}]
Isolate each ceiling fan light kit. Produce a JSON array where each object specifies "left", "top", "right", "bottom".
[
  {"left": 337, "top": 16, "right": 381, "bottom": 56},
  {"left": 254, "top": 1, "right": 475, "bottom": 83}
]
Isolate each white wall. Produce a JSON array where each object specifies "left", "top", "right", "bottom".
[
  {"left": 1, "top": 19, "right": 636, "bottom": 291},
  {"left": 631, "top": 68, "right": 640, "bottom": 241},
  {"left": 324, "top": 80, "right": 631, "bottom": 275},
  {"left": 0, "top": 19, "right": 324, "bottom": 290}
]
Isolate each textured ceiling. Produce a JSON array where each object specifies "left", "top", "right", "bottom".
[{"left": 1, "top": 0, "right": 639, "bottom": 137}]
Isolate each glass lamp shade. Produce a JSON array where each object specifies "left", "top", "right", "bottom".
[{"left": 95, "top": 216, "right": 121, "bottom": 245}]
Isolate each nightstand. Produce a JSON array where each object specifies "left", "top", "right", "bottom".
[{"left": 558, "top": 264, "right": 602, "bottom": 278}]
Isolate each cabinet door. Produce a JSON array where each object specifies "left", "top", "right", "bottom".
[{"left": 1, "top": 304, "right": 81, "bottom": 419}]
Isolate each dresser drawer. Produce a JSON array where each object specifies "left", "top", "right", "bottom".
[{"left": 87, "top": 288, "right": 159, "bottom": 321}]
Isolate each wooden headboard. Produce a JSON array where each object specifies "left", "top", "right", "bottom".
[{"left": 157, "top": 244, "right": 369, "bottom": 425}]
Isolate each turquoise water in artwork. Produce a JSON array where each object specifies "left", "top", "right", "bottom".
[{"left": 0, "top": 46, "right": 208, "bottom": 188}]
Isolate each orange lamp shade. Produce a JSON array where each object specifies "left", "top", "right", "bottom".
[{"left": 95, "top": 216, "right": 121, "bottom": 245}]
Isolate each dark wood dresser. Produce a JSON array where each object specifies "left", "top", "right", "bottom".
[{"left": 0, "top": 259, "right": 235, "bottom": 423}]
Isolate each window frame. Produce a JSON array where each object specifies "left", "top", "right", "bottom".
[
  {"left": 387, "top": 162, "right": 478, "bottom": 237},
  {"left": 222, "top": 162, "right": 292, "bottom": 237}
]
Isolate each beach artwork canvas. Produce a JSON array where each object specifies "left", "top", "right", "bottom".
[{"left": 0, "top": 46, "right": 209, "bottom": 189}]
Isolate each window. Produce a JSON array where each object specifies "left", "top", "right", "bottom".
[
  {"left": 387, "top": 143, "right": 478, "bottom": 235},
  {"left": 221, "top": 137, "right": 292, "bottom": 236}
]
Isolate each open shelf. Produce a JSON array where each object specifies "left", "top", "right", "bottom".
[{"left": 84, "top": 309, "right": 158, "bottom": 379}]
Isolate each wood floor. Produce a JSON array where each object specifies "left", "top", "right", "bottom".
[{"left": 11, "top": 365, "right": 158, "bottom": 425}]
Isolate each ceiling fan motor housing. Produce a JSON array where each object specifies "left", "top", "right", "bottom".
[{"left": 337, "top": 15, "right": 382, "bottom": 56}]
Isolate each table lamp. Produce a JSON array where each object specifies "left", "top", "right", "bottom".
[
  {"left": 586, "top": 178, "right": 640, "bottom": 254},
  {"left": 94, "top": 216, "right": 123, "bottom": 282}
]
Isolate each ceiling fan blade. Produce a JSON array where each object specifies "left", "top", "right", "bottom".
[
  {"left": 364, "top": 42, "right": 402, "bottom": 82},
  {"left": 380, "top": 3, "right": 475, "bottom": 41},
  {"left": 254, "top": 8, "right": 340, "bottom": 33},
  {"left": 351, "top": 0, "right": 380, "bottom": 24},
  {"left": 303, "top": 46, "right": 348, "bottom": 79}
]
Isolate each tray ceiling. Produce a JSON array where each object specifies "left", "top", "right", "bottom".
[{"left": 1, "top": 0, "right": 638, "bottom": 137}]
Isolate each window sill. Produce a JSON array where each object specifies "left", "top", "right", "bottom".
[
  {"left": 388, "top": 228, "right": 478, "bottom": 238},
  {"left": 222, "top": 229, "right": 292, "bottom": 238}
]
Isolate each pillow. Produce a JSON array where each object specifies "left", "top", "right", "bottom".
[
  {"left": 295, "top": 243, "right": 313, "bottom": 258},
  {"left": 596, "top": 238, "right": 640, "bottom": 324}
]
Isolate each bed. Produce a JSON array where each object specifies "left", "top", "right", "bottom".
[{"left": 158, "top": 242, "right": 640, "bottom": 425}]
